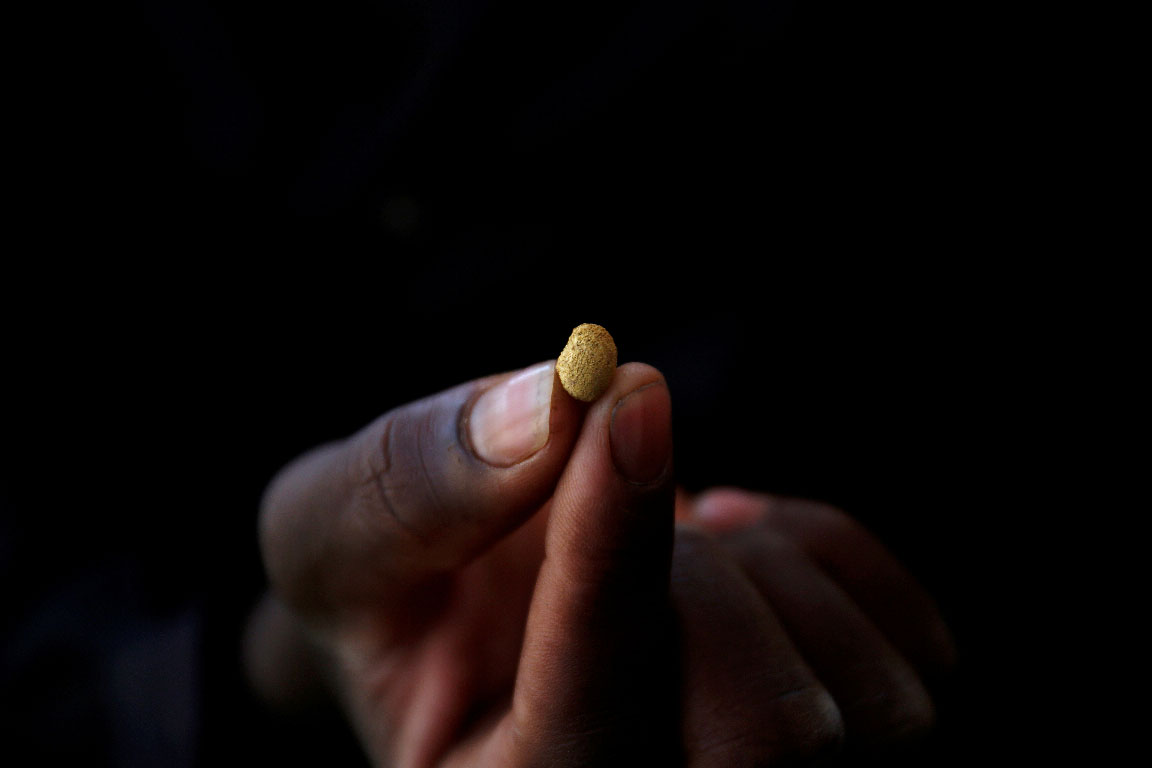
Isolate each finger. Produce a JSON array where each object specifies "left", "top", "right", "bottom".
[
  {"left": 695, "top": 489, "right": 957, "bottom": 680},
  {"left": 714, "top": 527, "right": 937, "bottom": 750},
  {"left": 260, "top": 361, "right": 584, "bottom": 618},
  {"left": 671, "top": 528, "right": 845, "bottom": 767},
  {"left": 506, "top": 363, "right": 677, "bottom": 766}
]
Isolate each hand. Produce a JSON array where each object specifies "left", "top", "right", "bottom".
[
  {"left": 250, "top": 361, "right": 677, "bottom": 767},
  {"left": 670, "top": 489, "right": 956, "bottom": 762},
  {"left": 245, "top": 361, "right": 954, "bottom": 767}
]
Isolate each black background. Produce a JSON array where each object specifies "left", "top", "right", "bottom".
[{"left": 3, "top": 0, "right": 1061, "bottom": 765}]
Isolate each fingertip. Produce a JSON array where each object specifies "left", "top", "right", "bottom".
[
  {"left": 537, "top": 359, "right": 676, "bottom": 585},
  {"left": 612, "top": 361, "right": 668, "bottom": 393},
  {"left": 920, "top": 611, "right": 960, "bottom": 682},
  {"left": 692, "top": 488, "right": 770, "bottom": 532},
  {"left": 548, "top": 361, "right": 673, "bottom": 490},
  {"left": 610, "top": 380, "right": 673, "bottom": 485}
]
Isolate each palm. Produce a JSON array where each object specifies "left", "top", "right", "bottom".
[{"left": 340, "top": 506, "right": 552, "bottom": 766}]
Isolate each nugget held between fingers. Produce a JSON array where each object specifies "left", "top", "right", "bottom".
[{"left": 556, "top": 324, "right": 617, "bottom": 402}]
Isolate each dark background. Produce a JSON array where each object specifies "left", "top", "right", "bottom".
[{"left": 3, "top": 0, "right": 1053, "bottom": 765}]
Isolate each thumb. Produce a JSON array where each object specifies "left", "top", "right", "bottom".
[
  {"left": 259, "top": 361, "right": 583, "bottom": 619},
  {"left": 507, "top": 363, "right": 677, "bottom": 765}
]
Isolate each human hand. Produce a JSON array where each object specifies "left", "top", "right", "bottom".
[
  {"left": 669, "top": 488, "right": 956, "bottom": 763},
  {"left": 246, "top": 360, "right": 954, "bottom": 766}
]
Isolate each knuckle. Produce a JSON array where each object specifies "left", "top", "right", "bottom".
[
  {"left": 768, "top": 687, "right": 846, "bottom": 764},
  {"left": 349, "top": 407, "right": 441, "bottom": 548},
  {"left": 693, "top": 687, "right": 845, "bottom": 767},
  {"left": 871, "top": 684, "right": 937, "bottom": 746},
  {"left": 351, "top": 413, "right": 403, "bottom": 513},
  {"left": 257, "top": 445, "right": 333, "bottom": 546},
  {"left": 901, "top": 696, "right": 937, "bottom": 739},
  {"left": 847, "top": 668, "right": 937, "bottom": 749},
  {"left": 255, "top": 442, "right": 348, "bottom": 611},
  {"left": 258, "top": 449, "right": 316, "bottom": 528}
]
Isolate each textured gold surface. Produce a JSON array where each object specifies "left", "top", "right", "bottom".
[{"left": 556, "top": 324, "right": 617, "bottom": 402}]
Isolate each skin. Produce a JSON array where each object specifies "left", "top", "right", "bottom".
[{"left": 246, "top": 362, "right": 956, "bottom": 767}]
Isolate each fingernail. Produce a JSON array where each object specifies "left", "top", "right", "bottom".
[
  {"left": 470, "top": 362, "right": 554, "bottom": 466},
  {"left": 692, "top": 489, "right": 767, "bottom": 531},
  {"left": 610, "top": 382, "right": 672, "bottom": 483}
]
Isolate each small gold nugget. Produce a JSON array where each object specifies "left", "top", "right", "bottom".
[{"left": 556, "top": 323, "right": 617, "bottom": 402}]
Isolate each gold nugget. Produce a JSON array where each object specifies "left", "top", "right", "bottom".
[{"left": 556, "top": 323, "right": 617, "bottom": 402}]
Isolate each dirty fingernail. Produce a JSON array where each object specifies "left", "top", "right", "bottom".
[
  {"left": 470, "top": 362, "right": 554, "bottom": 466},
  {"left": 610, "top": 382, "right": 672, "bottom": 483}
]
